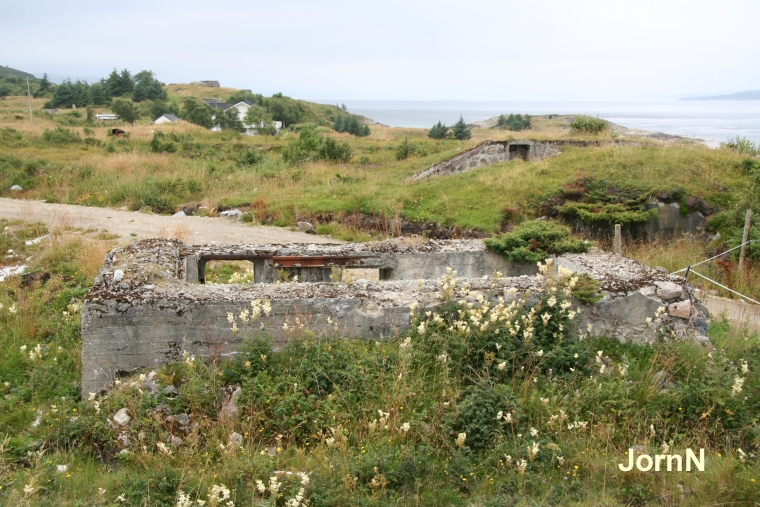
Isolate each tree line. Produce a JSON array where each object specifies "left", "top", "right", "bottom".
[
  {"left": 428, "top": 116, "right": 471, "bottom": 140},
  {"left": 44, "top": 69, "right": 167, "bottom": 109}
]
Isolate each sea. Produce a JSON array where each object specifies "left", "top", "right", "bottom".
[{"left": 312, "top": 99, "right": 760, "bottom": 148}]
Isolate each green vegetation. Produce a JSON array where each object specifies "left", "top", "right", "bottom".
[
  {"left": 496, "top": 113, "right": 532, "bottom": 131},
  {"left": 282, "top": 127, "right": 352, "bottom": 165},
  {"left": 721, "top": 135, "right": 759, "bottom": 157},
  {"left": 111, "top": 99, "right": 140, "bottom": 126},
  {"left": 333, "top": 113, "right": 370, "bottom": 137},
  {"left": 427, "top": 121, "right": 449, "bottom": 139},
  {"left": 484, "top": 220, "right": 589, "bottom": 263},
  {"left": 1, "top": 227, "right": 758, "bottom": 506},
  {"left": 452, "top": 115, "right": 472, "bottom": 140},
  {"left": 569, "top": 116, "right": 608, "bottom": 135}
]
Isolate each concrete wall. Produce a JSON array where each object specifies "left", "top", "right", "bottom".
[
  {"left": 411, "top": 140, "right": 641, "bottom": 181},
  {"left": 81, "top": 239, "right": 709, "bottom": 395}
]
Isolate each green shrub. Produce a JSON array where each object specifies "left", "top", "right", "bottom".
[
  {"left": 42, "top": 127, "right": 81, "bottom": 144},
  {"left": 496, "top": 113, "right": 531, "bottom": 131},
  {"left": 317, "top": 137, "right": 353, "bottom": 163},
  {"left": 395, "top": 138, "right": 417, "bottom": 160},
  {"left": 567, "top": 273, "right": 602, "bottom": 304},
  {"left": 237, "top": 148, "right": 265, "bottom": 167},
  {"left": 449, "top": 383, "right": 519, "bottom": 451},
  {"left": 721, "top": 136, "right": 759, "bottom": 156},
  {"left": 484, "top": 220, "right": 589, "bottom": 263},
  {"left": 428, "top": 121, "right": 449, "bottom": 139},
  {"left": 569, "top": 116, "right": 608, "bottom": 135}
]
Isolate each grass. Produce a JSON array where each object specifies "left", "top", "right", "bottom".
[{"left": 0, "top": 226, "right": 759, "bottom": 506}]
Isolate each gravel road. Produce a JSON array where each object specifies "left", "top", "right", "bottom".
[{"left": 0, "top": 198, "right": 341, "bottom": 245}]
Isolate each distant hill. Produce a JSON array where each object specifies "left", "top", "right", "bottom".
[
  {"left": 0, "top": 65, "right": 36, "bottom": 80},
  {"left": 681, "top": 90, "right": 760, "bottom": 101}
]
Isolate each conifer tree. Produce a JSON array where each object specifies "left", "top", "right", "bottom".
[{"left": 452, "top": 115, "right": 471, "bottom": 140}]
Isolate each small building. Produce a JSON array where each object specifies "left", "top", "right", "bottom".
[
  {"left": 154, "top": 113, "right": 180, "bottom": 124},
  {"left": 199, "top": 80, "right": 220, "bottom": 88},
  {"left": 96, "top": 113, "right": 119, "bottom": 121}
]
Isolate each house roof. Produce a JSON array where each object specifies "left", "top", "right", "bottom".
[
  {"left": 161, "top": 113, "right": 179, "bottom": 121},
  {"left": 229, "top": 100, "right": 256, "bottom": 108}
]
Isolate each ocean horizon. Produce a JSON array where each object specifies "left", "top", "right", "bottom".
[{"left": 311, "top": 99, "right": 760, "bottom": 148}]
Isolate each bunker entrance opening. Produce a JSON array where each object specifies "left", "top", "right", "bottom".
[{"left": 508, "top": 144, "right": 530, "bottom": 161}]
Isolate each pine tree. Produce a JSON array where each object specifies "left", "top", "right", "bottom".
[
  {"left": 428, "top": 121, "right": 448, "bottom": 139},
  {"left": 452, "top": 116, "right": 471, "bottom": 140}
]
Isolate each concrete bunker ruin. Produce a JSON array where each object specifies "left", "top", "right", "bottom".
[
  {"left": 81, "top": 238, "right": 709, "bottom": 395},
  {"left": 411, "top": 139, "right": 641, "bottom": 181}
]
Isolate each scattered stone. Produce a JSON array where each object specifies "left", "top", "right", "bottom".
[
  {"left": 172, "top": 210, "right": 186, "bottom": 217},
  {"left": 154, "top": 405, "right": 171, "bottom": 416},
  {"left": 297, "top": 221, "right": 314, "bottom": 232},
  {"left": 30, "top": 408, "right": 43, "bottom": 429},
  {"left": 113, "top": 408, "right": 131, "bottom": 426},
  {"left": 119, "top": 283, "right": 129, "bottom": 290},
  {"left": 113, "top": 270, "right": 124, "bottom": 283},
  {"left": 668, "top": 300, "right": 692, "bottom": 319},
  {"left": 56, "top": 464, "right": 68, "bottom": 474},
  {"left": 164, "top": 385, "right": 179, "bottom": 397},
  {"left": 117, "top": 433, "right": 130, "bottom": 448},
  {"left": 25, "top": 235, "right": 50, "bottom": 246},
  {"left": 693, "top": 317, "right": 709, "bottom": 334},
  {"left": 9, "top": 185, "right": 22, "bottom": 191},
  {"left": 220, "top": 209, "right": 243, "bottom": 218},
  {"left": 118, "top": 449, "right": 130, "bottom": 456},
  {"left": 173, "top": 413, "right": 190, "bottom": 426},
  {"left": 655, "top": 281, "right": 683, "bottom": 300},
  {"left": 267, "top": 446, "right": 278, "bottom": 457},
  {"left": 227, "top": 432, "right": 244, "bottom": 451},
  {"left": 221, "top": 386, "right": 242, "bottom": 419},
  {"left": 652, "top": 371, "right": 672, "bottom": 391},
  {"left": 170, "top": 435, "right": 183, "bottom": 448}
]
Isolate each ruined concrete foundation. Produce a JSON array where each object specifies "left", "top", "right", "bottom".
[
  {"left": 82, "top": 238, "right": 709, "bottom": 395},
  {"left": 411, "top": 139, "right": 641, "bottom": 181}
]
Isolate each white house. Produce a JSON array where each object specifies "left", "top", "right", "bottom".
[
  {"left": 96, "top": 113, "right": 119, "bottom": 120},
  {"left": 210, "top": 100, "right": 282, "bottom": 135},
  {"left": 154, "top": 113, "right": 180, "bottom": 124}
]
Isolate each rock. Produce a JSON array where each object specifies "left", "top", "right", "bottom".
[
  {"left": 113, "top": 270, "right": 124, "bottom": 283},
  {"left": 170, "top": 435, "right": 183, "bottom": 448},
  {"left": 693, "top": 317, "right": 709, "bottom": 335},
  {"left": 173, "top": 413, "right": 190, "bottom": 426},
  {"left": 9, "top": 185, "right": 22, "bottom": 191},
  {"left": 639, "top": 286, "right": 657, "bottom": 298},
  {"left": 652, "top": 371, "right": 672, "bottom": 390},
  {"left": 164, "top": 385, "right": 179, "bottom": 397},
  {"left": 655, "top": 281, "right": 683, "bottom": 300},
  {"left": 306, "top": 229, "right": 316, "bottom": 235},
  {"left": 118, "top": 449, "right": 130, "bottom": 456},
  {"left": 668, "top": 300, "right": 692, "bottom": 319},
  {"left": 117, "top": 433, "right": 130, "bottom": 448},
  {"left": 220, "top": 209, "right": 243, "bottom": 218},
  {"left": 56, "top": 464, "right": 68, "bottom": 474},
  {"left": 172, "top": 210, "right": 186, "bottom": 217},
  {"left": 154, "top": 405, "right": 171, "bottom": 416},
  {"left": 113, "top": 408, "right": 131, "bottom": 427},
  {"left": 221, "top": 386, "right": 242, "bottom": 419},
  {"left": 227, "top": 432, "right": 244, "bottom": 451},
  {"left": 297, "top": 221, "right": 314, "bottom": 232}
]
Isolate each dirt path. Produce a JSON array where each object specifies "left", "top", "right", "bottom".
[{"left": 0, "top": 198, "right": 341, "bottom": 245}]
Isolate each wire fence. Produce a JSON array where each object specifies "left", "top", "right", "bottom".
[{"left": 671, "top": 240, "right": 759, "bottom": 305}]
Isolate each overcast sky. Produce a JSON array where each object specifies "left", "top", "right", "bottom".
[{"left": 2, "top": 0, "right": 758, "bottom": 101}]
